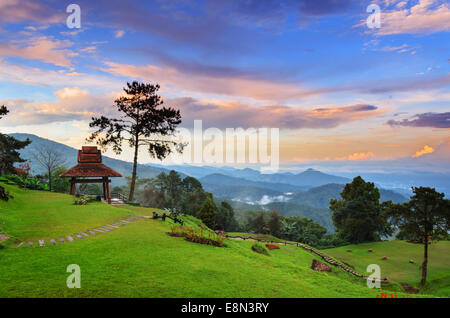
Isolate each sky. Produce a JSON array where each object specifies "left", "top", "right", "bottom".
[{"left": 0, "top": 0, "right": 449, "bottom": 173}]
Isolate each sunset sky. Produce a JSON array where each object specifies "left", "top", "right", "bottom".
[{"left": 0, "top": 0, "right": 448, "bottom": 172}]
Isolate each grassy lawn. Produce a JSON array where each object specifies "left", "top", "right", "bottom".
[
  {"left": 322, "top": 240, "right": 450, "bottom": 297},
  {"left": 0, "top": 183, "right": 135, "bottom": 242},
  {"left": 1, "top": 217, "right": 414, "bottom": 298},
  {"left": 0, "top": 184, "right": 440, "bottom": 298}
]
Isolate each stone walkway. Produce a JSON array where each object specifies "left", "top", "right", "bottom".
[{"left": 17, "top": 215, "right": 142, "bottom": 248}]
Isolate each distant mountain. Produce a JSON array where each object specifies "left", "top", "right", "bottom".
[
  {"left": 290, "top": 183, "right": 408, "bottom": 209},
  {"left": 9, "top": 133, "right": 179, "bottom": 186},
  {"left": 255, "top": 168, "right": 350, "bottom": 187},
  {"left": 200, "top": 173, "right": 308, "bottom": 193},
  {"left": 156, "top": 164, "right": 350, "bottom": 188}
]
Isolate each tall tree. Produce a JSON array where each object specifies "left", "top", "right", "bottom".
[
  {"left": 197, "top": 197, "right": 216, "bottom": 229},
  {"left": 268, "top": 211, "right": 282, "bottom": 237},
  {"left": 32, "top": 146, "right": 66, "bottom": 191},
  {"left": 216, "top": 200, "right": 237, "bottom": 231},
  {"left": 330, "top": 176, "right": 391, "bottom": 244},
  {"left": 249, "top": 212, "right": 266, "bottom": 234},
  {"left": 0, "top": 105, "right": 31, "bottom": 175},
  {"left": 388, "top": 187, "right": 449, "bottom": 286},
  {"left": 88, "top": 81, "right": 182, "bottom": 201}
]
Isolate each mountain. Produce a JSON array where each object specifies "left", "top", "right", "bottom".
[
  {"left": 156, "top": 164, "right": 350, "bottom": 189},
  {"left": 255, "top": 168, "right": 350, "bottom": 187},
  {"left": 290, "top": 183, "right": 408, "bottom": 209},
  {"left": 8, "top": 133, "right": 180, "bottom": 186},
  {"left": 200, "top": 173, "right": 308, "bottom": 193}
]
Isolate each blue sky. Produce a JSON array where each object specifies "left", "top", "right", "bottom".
[{"left": 0, "top": 0, "right": 448, "bottom": 172}]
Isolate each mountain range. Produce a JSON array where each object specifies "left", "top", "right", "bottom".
[{"left": 8, "top": 133, "right": 417, "bottom": 232}]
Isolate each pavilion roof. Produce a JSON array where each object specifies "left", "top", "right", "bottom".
[{"left": 59, "top": 146, "right": 122, "bottom": 178}]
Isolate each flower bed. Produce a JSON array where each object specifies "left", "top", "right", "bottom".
[
  {"left": 168, "top": 225, "right": 226, "bottom": 247},
  {"left": 265, "top": 244, "right": 280, "bottom": 250}
]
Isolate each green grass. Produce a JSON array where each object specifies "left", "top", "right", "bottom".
[
  {"left": 0, "top": 183, "right": 137, "bottom": 242},
  {"left": 0, "top": 184, "right": 439, "bottom": 298},
  {"left": 322, "top": 240, "right": 450, "bottom": 297}
]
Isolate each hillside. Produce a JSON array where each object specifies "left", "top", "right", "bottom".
[
  {"left": 0, "top": 183, "right": 417, "bottom": 298},
  {"left": 9, "top": 133, "right": 181, "bottom": 186},
  {"left": 322, "top": 241, "right": 450, "bottom": 297}
]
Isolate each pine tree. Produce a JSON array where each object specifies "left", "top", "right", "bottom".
[{"left": 197, "top": 197, "right": 216, "bottom": 229}]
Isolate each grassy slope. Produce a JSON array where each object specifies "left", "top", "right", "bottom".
[
  {"left": 0, "top": 184, "right": 428, "bottom": 298},
  {"left": 0, "top": 183, "right": 134, "bottom": 241},
  {"left": 322, "top": 241, "right": 450, "bottom": 297}
]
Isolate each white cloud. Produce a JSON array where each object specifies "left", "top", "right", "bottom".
[{"left": 376, "top": 0, "right": 450, "bottom": 35}]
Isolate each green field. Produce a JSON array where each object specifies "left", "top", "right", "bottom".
[
  {"left": 322, "top": 240, "right": 450, "bottom": 297},
  {"left": 0, "top": 183, "right": 444, "bottom": 298}
]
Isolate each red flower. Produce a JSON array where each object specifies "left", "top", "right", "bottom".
[{"left": 265, "top": 244, "right": 280, "bottom": 250}]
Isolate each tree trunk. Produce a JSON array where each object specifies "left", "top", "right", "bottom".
[
  {"left": 48, "top": 168, "right": 52, "bottom": 192},
  {"left": 421, "top": 235, "right": 428, "bottom": 286},
  {"left": 128, "top": 138, "right": 139, "bottom": 201}
]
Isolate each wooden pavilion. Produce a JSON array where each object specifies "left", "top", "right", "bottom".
[{"left": 59, "top": 146, "right": 122, "bottom": 204}]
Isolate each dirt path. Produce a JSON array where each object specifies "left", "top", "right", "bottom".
[{"left": 400, "top": 283, "right": 419, "bottom": 294}]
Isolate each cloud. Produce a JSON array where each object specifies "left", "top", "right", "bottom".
[
  {"left": 0, "top": 87, "right": 121, "bottom": 126},
  {"left": 334, "top": 152, "right": 375, "bottom": 161},
  {"left": 0, "top": 85, "right": 383, "bottom": 130},
  {"left": 412, "top": 145, "right": 435, "bottom": 158},
  {"left": 0, "top": 0, "right": 62, "bottom": 24},
  {"left": 0, "top": 36, "right": 76, "bottom": 68},
  {"left": 0, "top": 59, "right": 122, "bottom": 89},
  {"left": 115, "top": 30, "right": 125, "bottom": 38},
  {"left": 100, "top": 61, "right": 325, "bottom": 101},
  {"left": 387, "top": 112, "right": 450, "bottom": 128},
  {"left": 372, "top": 0, "right": 450, "bottom": 35},
  {"left": 169, "top": 97, "right": 383, "bottom": 129}
]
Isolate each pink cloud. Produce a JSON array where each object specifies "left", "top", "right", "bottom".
[
  {"left": 334, "top": 152, "right": 375, "bottom": 161},
  {"left": 100, "top": 61, "right": 325, "bottom": 101},
  {"left": 375, "top": 0, "right": 450, "bottom": 35},
  {"left": 0, "top": 36, "right": 77, "bottom": 68},
  {"left": 0, "top": 0, "right": 62, "bottom": 24}
]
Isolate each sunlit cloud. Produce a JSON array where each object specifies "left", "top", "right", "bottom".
[
  {"left": 412, "top": 145, "right": 435, "bottom": 157},
  {"left": 0, "top": 36, "right": 76, "bottom": 68},
  {"left": 334, "top": 152, "right": 375, "bottom": 161},
  {"left": 364, "top": 0, "right": 450, "bottom": 35}
]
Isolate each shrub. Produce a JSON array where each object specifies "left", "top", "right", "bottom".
[
  {"left": 265, "top": 244, "right": 280, "bottom": 250},
  {"left": 251, "top": 243, "right": 269, "bottom": 256},
  {"left": 168, "top": 225, "right": 226, "bottom": 247},
  {"left": 0, "top": 185, "right": 12, "bottom": 201},
  {"left": 74, "top": 196, "right": 89, "bottom": 205},
  {"left": 4, "top": 175, "right": 48, "bottom": 191}
]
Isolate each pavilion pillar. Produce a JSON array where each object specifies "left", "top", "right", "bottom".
[
  {"left": 102, "top": 180, "right": 107, "bottom": 200},
  {"left": 106, "top": 178, "right": 111, "bottom": 204},
  {"left": 70, "top": 178, "right": 76, "bottom": 195}
]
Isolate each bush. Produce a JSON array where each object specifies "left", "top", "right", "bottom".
[
  {"left": 4, "top": 175, "right": 48, "bottom": 191},
  {"left": 0, "top": 185, "right": 12, "bottom": 201},
  {"left": 73, "top": 196, "right": 89, "bottom": 205},
  {"left": 251, "top": 243, "right": 269, "bottom": 256},
  {"left": 168, "top": 225, "right": 226, "bottom": 247}
]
